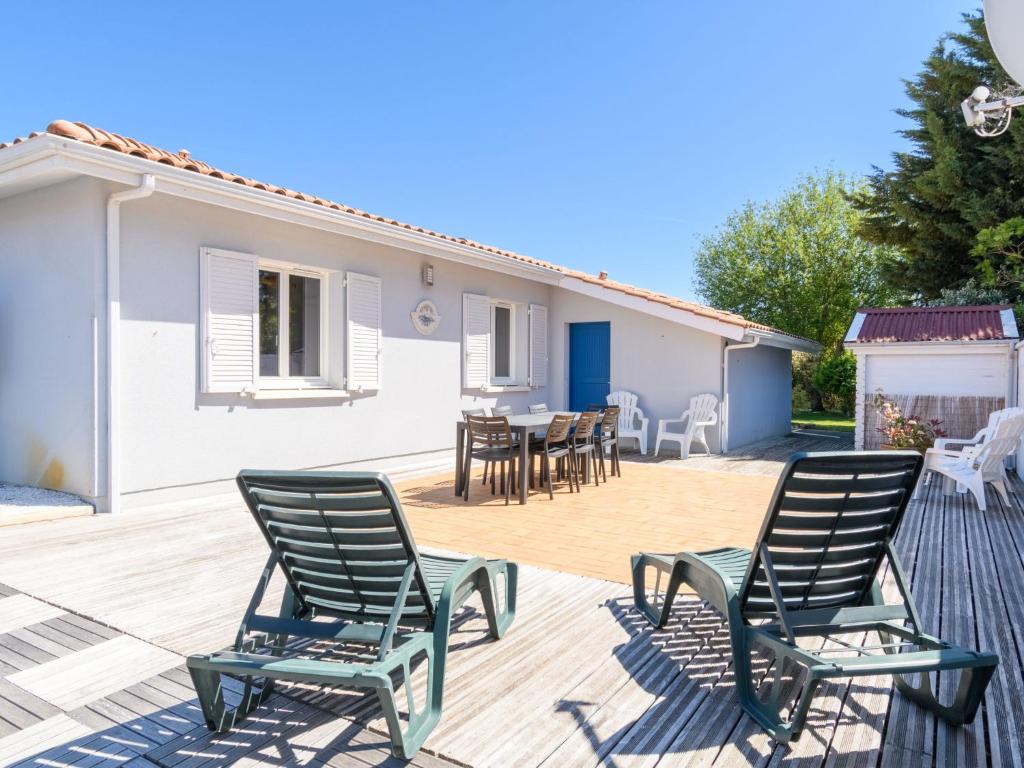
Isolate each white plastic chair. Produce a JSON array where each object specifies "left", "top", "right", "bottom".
[
  {"left": 915, "top": 406, "right": 1024, "bottom": 499},
  {"left": 923, "top": 415, "right": 1024, "bottom": 511},
  {"left": 655, "top": 393, "right": 719, "bottom": 459},
  {"left": 606, "top": 390, "right": 649, "bottom": 455}
]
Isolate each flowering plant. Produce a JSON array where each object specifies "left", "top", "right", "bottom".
[{"left": 873, "top": 393, "right": 946, "bottom": 451}]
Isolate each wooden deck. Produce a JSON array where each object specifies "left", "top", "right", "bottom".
[{"left": 0, "top": 451, "right": 1021, "bottom": 767}]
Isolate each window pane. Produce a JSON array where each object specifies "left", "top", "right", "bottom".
[
  {"left": 493, "top": 305, "right": 511, "bottom": 379},
  {"left": 258, "top": 270, "right": 280, "bottom": 377},
  {"left": 289, "top": 275, "right": 321, "bottom": 377}
]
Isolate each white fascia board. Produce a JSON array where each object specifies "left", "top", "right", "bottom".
[
  {"left": 1000, "top": 308, "right": 1019, "bottom": 339},
  {"left": 558, "top": 275, "right": 748, "bottom": 341},
  {"left": 1, "top": 136, "right": 563, "bottom": 285},
  {"left": 849, "top": 339, "right": 1016, "bottom": 355},
  {"left": 0, "top": 142, "right": 84, "bottom": 199}
]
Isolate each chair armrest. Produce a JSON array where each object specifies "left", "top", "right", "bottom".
[
  {"left": 936, "top": 427, "right": 990, "bottom": 452},
  {"left": 927, "top": 448, "right": 965, "bottom": 460}
]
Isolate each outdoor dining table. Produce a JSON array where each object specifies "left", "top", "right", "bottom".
[{"left": 455, "top": 411, "right": 577, "bottom": 504}]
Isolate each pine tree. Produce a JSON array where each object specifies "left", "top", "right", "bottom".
[{"left": 852, "top": 12, "right": 1024, "bottom": 298}]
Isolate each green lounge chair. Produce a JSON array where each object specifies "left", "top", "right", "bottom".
[
  {"left": 187, "top": 470, "right": 517, "bottom": 760},
  {"left": 631, "top": 451, "right": 998, "bottom": 743}
]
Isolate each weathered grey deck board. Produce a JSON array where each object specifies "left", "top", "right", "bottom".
[{"left": 0, "top": 469, "right": 1019, "bottom": 767}]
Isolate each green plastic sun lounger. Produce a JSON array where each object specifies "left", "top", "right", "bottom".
[
  {"left": 186, "top": 470, "right": 517, "bottom": 760},
  {"left": 631, "top": 451, "right": 998, "bottom": 743}
]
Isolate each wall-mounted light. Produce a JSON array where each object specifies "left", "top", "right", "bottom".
[{"left": 422, "top": 263, "right": 434, "bottom": 287}]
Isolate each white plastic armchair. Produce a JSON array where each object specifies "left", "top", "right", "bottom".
[
  {"left": 915, "top": 406, "right": 1024, "bottom": 499},
  {"left": 655, "top": 393, "right": 719, "bottom": 459},
  {"left": 921, "top": 414, "right": 1024, "bottom": 511},
  {"left": 606, "top": 390, "right": 649, "bottom": 455}
]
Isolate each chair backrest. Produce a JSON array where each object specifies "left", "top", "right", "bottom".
[
  {"left": 573, "top": 412, "right": 599, "bottom": 445},
  {"left": 738, "top": 451, "right": 922, "bottom": 621},
  {"left": 981, "top": 407, "right": 1024, "bottom": 443},
  {"left": 545, "top": 413, "right": 574, "bottom": 445},
  {"left": 236, "top": 471, "right": 435, "bottom": 627},
  {"left": 600, "top": 405, "right": 620, "bottom": 435},
  {"left": 607, "top": 390, "right": 640, "bottom": 431},
  {"left": 972, "top": 415, "right": 1024, "bottom": 472},
  {"left": 687, "top": 393, "right": 719, "bottom": 426},
  {"left": 491, "top": 405, "right": 514, "bottom": 417},
  {"left": 461, "top": 408, "right": 487, "bottom": 418},
  {"left": 529, "top": 404, "right": 549, "bottom": 414},
  {"left": 467, "top": 414, "right": 515, "bottom": 449}
]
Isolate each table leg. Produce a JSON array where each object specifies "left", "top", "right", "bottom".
[
  {"left": 455, "top": 422, "right": 465, "bottom": 497},
  {"left": 517, "top": 425, "right": 529, "bottom": 504}
]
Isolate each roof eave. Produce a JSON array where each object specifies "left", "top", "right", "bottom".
[
  {"left": 0, "top": 134, "right": 565, "bottom": 285},
  {"left": 745, "top": 328, "right": 821, "bottom": 354}
]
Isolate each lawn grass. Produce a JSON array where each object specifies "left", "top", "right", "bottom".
[{"left": 792, "top": 409, "right": 855, "bottom": 432}]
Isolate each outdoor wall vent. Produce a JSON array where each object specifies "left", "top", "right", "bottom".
[{"left": 422, "top": 263, "right": 434, "bottom": 286}]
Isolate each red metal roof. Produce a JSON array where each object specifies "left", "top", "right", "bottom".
[{"left": 848, "top": 305, "right": 1017, "bottom": 344}]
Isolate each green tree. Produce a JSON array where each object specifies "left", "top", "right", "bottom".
[
  {"left": 852, "top": 11, "right": 1024, "bottom": 298},
  {"left": 694, "top": 170, "right": 902, "bottom": 355},
  {"left": 812, "top": 352, "right": 857, "bottom": 416}
]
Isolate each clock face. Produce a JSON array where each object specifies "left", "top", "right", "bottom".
[{"left": 411, "top": 300, "right": 441, "bottom": 335}]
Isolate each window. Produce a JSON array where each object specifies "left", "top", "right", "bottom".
[
  {"left": 257, "top": 263, "right": 326, "bottom": 387},
  {"left": 202, "top": 248, "right": 359, "bottom": 396},
  {"left": 491, "top": 302, "right": 514, "bottom": 382},
  {"left": 463, "top": 293, "right": 545, "bottom": 390}
]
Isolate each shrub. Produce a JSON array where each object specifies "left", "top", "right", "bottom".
[
  {"left": 792, "top": 352, "right": 819, "bottom": 411},
  {"left": 812, "top": 352, "right": 856, "bottom": 416},
  {"left": 872, "top": 393, "right": 946, "bottom": 451}
]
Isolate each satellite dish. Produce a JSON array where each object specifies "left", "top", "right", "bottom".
[
  {"left": 986, "top": 0, "right": 1024, "bottom": 86},
  {"left": 963, "top": 0, "right": 1024, "bottom": 136}
]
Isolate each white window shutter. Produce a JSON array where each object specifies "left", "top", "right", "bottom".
[
  {"left": 529, "top": 303, "right": 548, "bottom": 387},
  {"left": 463, "top": 293, "right": 491, "bottom": 388},
  {"left": 200, "top": 248, "right": 258, "bottom": 393},
  {"left": 346, "top": 272, "right": 382, "bottom": 391}
]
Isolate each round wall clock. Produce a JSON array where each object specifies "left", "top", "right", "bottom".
[{"left": 410, "top": 299, "right": 441, "bottom": 335}]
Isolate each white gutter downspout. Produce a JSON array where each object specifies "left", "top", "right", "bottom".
[
  {"left": 721, "top": 337, "right": 760, "bottom": 453},
  {"left": 105, "top": 174, "right": 155, "bottom": 513}
]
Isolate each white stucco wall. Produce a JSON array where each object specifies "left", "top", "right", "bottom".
[
  {"left": 0, "top": 177, "right": 105, "bottom": 500},
  {"left": 1, "top": 175, "right": 800, "bottom": 507},
  {"left": 548, "top": 288, "right": 727, "bottom": 453},
  {"left": 116, "top": 189, "right": 552, "bottom": 505},
  {"left": 724, "top": 343, "right": 793, "bottom": 450}
]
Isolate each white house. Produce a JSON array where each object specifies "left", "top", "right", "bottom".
[
  {"left": 0, "top": 120, "right": 817, "bottom": 512},
  {"left": 845, "top": 305, "right": 1019, "bottom": 450}
]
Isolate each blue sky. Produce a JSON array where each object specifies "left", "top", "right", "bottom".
[{"left": 1, "top": 2, "right": 972, "bottom": 301}]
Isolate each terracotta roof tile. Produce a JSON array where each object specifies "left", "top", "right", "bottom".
[
  {"left": 851, "top": 305, "right": 1017, "bottom": 343},
  {"left": 2, "top": 120, "right": 811, "bottom": 344}
]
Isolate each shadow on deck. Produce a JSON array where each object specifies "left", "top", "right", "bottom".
[{"left": 0, "top": 456, "right": 1020, "bottom": 767}]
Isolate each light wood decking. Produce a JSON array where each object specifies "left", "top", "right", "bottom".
[{"left": 0, "top": 446, "right": 1020, "bottom": 767}]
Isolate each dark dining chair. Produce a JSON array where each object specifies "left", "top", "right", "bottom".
[
  {"left": 597, "top": 405, "right": 621, "bottom": 480},
  {"left": 571, "top": 411, "right": 601, "bottom": 488},
  {"left": 463, "top": 408, "right": 495, "bottom": 487},
  {"left": 464, "top": 415, "right": 519, "bottom": 504},
  {"left": 529, "top": 413, "right": 577, "bottom": 499}
]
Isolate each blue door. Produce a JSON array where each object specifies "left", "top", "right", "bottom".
[{"left": 569, "top": 322, "right": 611, "bottom": 411}]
